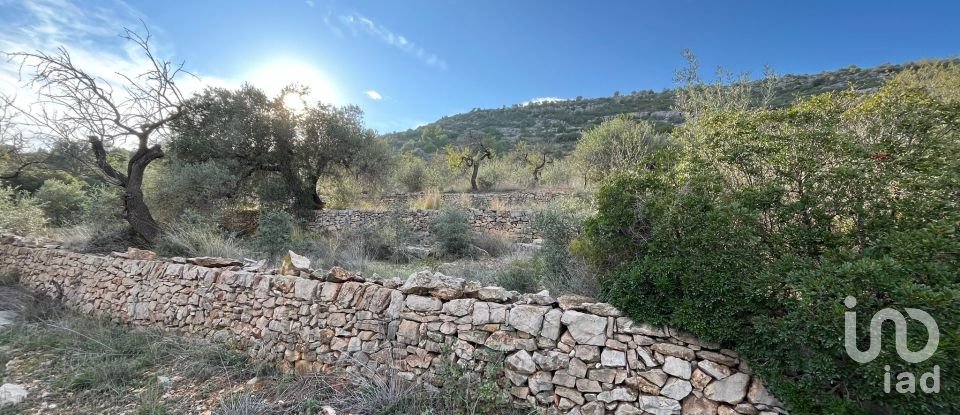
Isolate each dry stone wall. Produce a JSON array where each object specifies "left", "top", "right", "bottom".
[
  {"left": 0, "top": 235, "right": 787, "bottom": 415},
  {"left": 309, "top": 208, "right": 539, "bottom": 240},
  {"left": 378, "top": 190, "right": 569, "bottom": 210}
]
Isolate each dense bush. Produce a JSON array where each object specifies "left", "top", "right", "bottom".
[
  {"left": 144, "top": 159, "right": 239, "bottom": 223},
  {"left": 429, "top": 205, "right": 476, "bottom": 258},
  {"left": 394, "top": 153, "right": 429, "bottom": 192},
  {"left": 529, "top": 204, "right": 598, "bottom": 297},
  {"left": 584, "top": 70, "right": 960, "bottom": 414},
  {"left": 255, "top": 210, "right": 294, "bottom": 257},
  {"left": 0, "top": 184, "right": 48, "bottom": 235},
  {"left": 35, "top": 179, "right": 88, "bottom": 225}
]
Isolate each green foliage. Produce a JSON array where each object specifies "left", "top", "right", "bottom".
[
  {"left": 144, "top": 159, "right": 238, "bottom": 223},
  {"left": 530, "top": 204, "right": 598, "bottom": 297},
  {"left": 79, "top": 185, "right": 123, "bottom": 225},
  {"left": 171, "top": 85, "right": 388, "bottom": 211},
  {"left": 585, "top": 70, "right": 960, "bottom": 414},
  {"left": 35, "top": 179, "right": 88, "bottom": 225},
  {"left": 394, "top": 153, "right": 429, "bottom": 192},
  {"left": 429, "top": 205, "right": 476, "bottom": 258},
  {"left": 0, "top": 184, "right": 48, "bottom": 235},
  {"left": 572, "top": 114, "right": 669, "bottom": 183},
  {"left": 382, "top": 60, "right": 921, "bottom": 155},
  {"left": 494, "top": 258, "right": 541, "bottom": 293},
  {"left": 419, "top": 124, "right": 450, "bottom": 153},
  {"left": 255, "top": 210, "right": 294, "bottom": 257}
]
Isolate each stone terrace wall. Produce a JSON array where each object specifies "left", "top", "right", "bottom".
[
  {"left": 308, "top": 208, "right": 539, "bottom": 240},
  {"left": 378, "top": 190, "right": 569, "bottom": 210},
  {"left": 0, "top": 236, "right": 786, "bottom": 415}
]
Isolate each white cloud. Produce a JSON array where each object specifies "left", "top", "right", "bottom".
[
  {"left": 521, "top": 97, "right": 568, "bottom": 106},
  {"left": 305, "top": 0, "right": 315, "bottom": 7},
  {"left": 334, "top": 13, "right": 447, "bottom": 70},
  {"left": 364, "top": 90, "right": 383, "bottom": 100}
]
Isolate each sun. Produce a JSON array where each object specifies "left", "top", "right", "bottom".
[{"left": 247, "top": 58, "right": 339, "bottom": 109}]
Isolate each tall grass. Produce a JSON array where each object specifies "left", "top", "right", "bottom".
[
  {"left": 155, "top": 222, "right": 248, "bottom": 259},
  {"left": 411, "top": 189, "right": 443, "bottom": 210}
]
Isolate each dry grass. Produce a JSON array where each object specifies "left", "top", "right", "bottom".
[{"left": 411, "top": 190, "right": 443, "bottom": 210}]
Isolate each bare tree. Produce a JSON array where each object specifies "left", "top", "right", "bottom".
[
  {"left": 6, "top": 26, "right": 187, "bottom": 241},
  {"left": 513, "top": 140, "right": 552, "bottom": 187},
  {"left": 445, "top": 132, "right": 494, "bottom": 192}
]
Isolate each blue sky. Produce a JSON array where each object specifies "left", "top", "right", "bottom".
[{"left": 2, "top": 0, "right": 959, "bottom": 133}]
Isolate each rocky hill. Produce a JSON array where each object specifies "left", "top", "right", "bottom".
[{"left": 383, "top": 61, "right": 923, "bottom": 153}]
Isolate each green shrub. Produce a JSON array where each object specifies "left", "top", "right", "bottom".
[
  {"left": 80, "top": 185, "right": 123, "bottom": 225},
  {"left": 473, "top": 232, "right": 512, "bottom": 258},
  {"left": 529, "top": 204, "right": 598, "bottom": 297},
  {"left": 430, "top": 205, "right": 476, "bottom": 258},
  {"left": 35, "top": 179, "right": 89, "bottom": 225},
  {"left": 0, "top": 184, "right": 48, "bottom": 235},
  {"left": 394, "top": 153, "right": 429, "bottom": 192},
  {"left": 494, "top": 258, "right": 541, "bottom": 293},
  {"left": 255, "top": 210, "right": 294, "bottom": 257},
  {"left": 585, "top": 75, "right": 960, "bottom": 414}
]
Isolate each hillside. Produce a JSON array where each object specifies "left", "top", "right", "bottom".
[{"left": 382, "top": 61, "right": 917, "bottom": 153}]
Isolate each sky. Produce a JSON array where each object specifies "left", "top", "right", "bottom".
[{"left": 1, "top": 0, "right": 959, "bottom": 133}]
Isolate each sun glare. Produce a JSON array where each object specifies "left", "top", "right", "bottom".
[{"left": 247, "top": 58, "right": 339, "bottom": 109}]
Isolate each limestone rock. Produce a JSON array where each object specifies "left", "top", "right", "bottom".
[
  {"left": 583, "top": 302, "right": 621, "bottom": 317},
  {"left": 279, "top": 251, "right": 311, "bottom": 276},
  {"left": 638, "top": 395, "right": 682, "bottom": 415},
  {"left": 561, "top": 310, "right": 607, "bottom": 346},
  {"left": 698, "top": 360, "right": 733, "bottom": 380},
  {"left": 557, "top": 294, "right": 593, "bottom": 310},
  {"left": 600, "top": 348, "right": 627, "bottom": 367},
  {"left": 509, "top": 305, "right": 549, "bottom": 336},
  {"left": 405, "top": 295, "right": 442, "bottom": 312},
  {"left": 660, "top": 378, "right": 692, "bottom": 400},
  {"left": 597, "top": 387, "right": 637, "bottom": 403},
  {"left": 475, "top": 286, "right": 514, "bottom": 302},
  {"left": 617, "top": 318, "right": 666, "bottom": 336},
  {"left": 747, "top": 377, "right": 782, "bottom": 407},
  {"left": 326, "top": 266, "right": 355, "bottom": 282},
  {"left": 126, "top": 247, "right": 157, "bottom": 260},
  {"left": 704, "top": 373, "right": 750, "bottom": 404},
  {"left": 682, "top": 395, "right": 719, "bottom": 415},
  {"left": 529, "top": 371, "right": 553, "bottom": 393},
  {"left": 506, "top": 350, "right": 536, "bottom": 375},
  {"left": 541, "top": 308, "right": 563, "bottom": 340},
  {"left": 615, "top": 404, "right": 643, "bottom": 415},
  {"left": 0, "top": 383, "right": 28, "bottom": 406},
  {"left": 399, "top": 271, "right": 465, "bottom": 300},
  {"left": 442, "top": 298, "right": 475, "bottom": 316},
  {"left": 581, "top": 401, "right": 605, "bottom": 415},
  {"left": 662, "top": 356, "right": 692, "bottom": 379},
  {"left": 521, "top": 290, "right": 556, "bottom": 305},
  {"left": 651, "top": 343, "right": 696, "bottom": 360}
]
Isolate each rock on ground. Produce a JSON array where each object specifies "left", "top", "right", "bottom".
[{"left": 0, "top": 383, "right": 28, "bottom": 406}]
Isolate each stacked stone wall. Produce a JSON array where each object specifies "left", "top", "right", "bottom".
[
  {"left": 0, "top": 235, "right": 786, "bottom": 415},
  {"left": 309, "top": 208, "right": 538, "bottom": 240}
]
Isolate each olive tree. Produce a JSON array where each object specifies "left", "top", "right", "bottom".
[
  {"left": 445, "top": 132, "right": 495, "bottom": 192},
  {"left": 171, "top": 85, "right": 385, "bottom": 211}
]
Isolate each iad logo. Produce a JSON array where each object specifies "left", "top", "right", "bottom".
[{"left": 844, "top": 296, "right": 940, "bottom": 393}]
